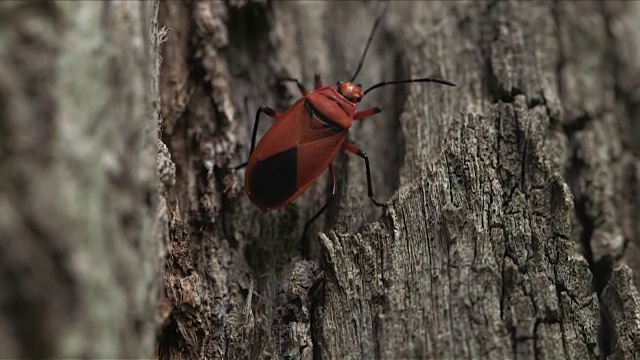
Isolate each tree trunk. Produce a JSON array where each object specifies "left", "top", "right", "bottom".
[
  {"left": 156, "top": 1, "right": 640, "bottom": 359},
  {"left": 0, "top": 1, "right": 159, "bottom": 358},
  {"left": 155, "top": 1, "right": 640, "bottom": 359},
  {"left": 2, "top": 1, "right": 640, "bottom": 359}
]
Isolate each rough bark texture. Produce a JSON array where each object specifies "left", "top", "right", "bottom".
[
  {"left": 4, "top": 0, "right": 639, "bottom": 359},
  {"left": 0, "top": 2, "right": 159, "bottom": 358},
  {"left": 156, "top": 1, "right": 640, "bottom": 359}
]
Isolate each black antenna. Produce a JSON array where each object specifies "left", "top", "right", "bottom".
[
  {"left": 363, "top": 77, "right": 456, "bottom": 96},
  {"left": 349, "top": 2, "right": 388, "bottom": 82}
]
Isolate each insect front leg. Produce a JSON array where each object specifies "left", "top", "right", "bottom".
[
  {"left": 354, "top": 106, "right": 382, "bottom": 121},
  {"left": 233, "top": 105, "right": 278, "bottom": 170},
  {"left": 342, "top": 141, "right": 387, "bottom": 207}
]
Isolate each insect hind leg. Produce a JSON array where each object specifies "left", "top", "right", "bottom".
[{"left": 300, "top": 164, "right": 336, "bottom": 257}]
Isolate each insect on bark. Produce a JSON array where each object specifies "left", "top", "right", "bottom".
[{"left": 233, "top": 4, "right": 456, "bottom": 242}]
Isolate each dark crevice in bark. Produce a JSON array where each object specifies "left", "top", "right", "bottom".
[
  {"left": 573, "top": 198, "right": 612, "bottom": 296},
  {"left": 564, "top": 100, "right": 614, "bottom": 360},
  {"left": 218, "top": 3, "right": 277, "bottom": 259},
  {"left": 561, "top": 113, "right": 594, "bottom": 136},
  {"left": 600, "top": 3, "right": 622, "bottom": 108},
  {"left": 310, "top": 280, "right": 324, "bottom": 360},
  {"left": 0, "top": 248, "right": 53, "bottom": 358},
  {"left": 480, "top": 0, "right": 498, "bottom": 105},
  {"left": 552, "top": 1, "right": 631, "bottom": 358},
  {"left": 483, "top": 50, "right": 501, "bottom": 106},
  {"left": 601, "top": 2, "right": 640, "bottom": 279},
  {"left": 157, "top": 319, "right": 185, "bottom": 360},
  {"left": 618, "top": 91, "right": 640, "bottom": 157},
  {"left": 387, "top": 33, "right": 408, "bottom": 198},
  {"left": 223, "top": 0, "right": 276, "bottom": 225},
  {"left": 565, "top": 117, "right": 614, "bottom": 359},
  {"left": 551, "top": 0, "right": 564, "bottom": 103},
  {"left": 225, "top": 0, "right": 275, "bottom": 119},
  {"left": 188, "top": 65, "right": 223, "bottom": 242},
  {"left": 518, "top": 113, "right": 530, "bottom": 193},
  {"left": 371, "top": 294, "right": 383, "bottom": 360},
  {"left": 554, "top": 277, "right": 571, "bottom": 357},
  {"left": 508, "top": 318, "right": 518, "bottom": 359},
  {"left": 596, "top": 2, "right": 628, "bottom": 357}
]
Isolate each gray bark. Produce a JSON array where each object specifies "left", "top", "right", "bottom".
[
  {"left": 0, "top": 1, "right": 159, "bottom": 358},
  {"left": 157, "top": 1, "right": 640, "bottom": 359},
  {"left": 156, "top": 1, "right": 640, "bottom": 359},
  {"left": 2, "top": 0, "right": 639, "bottom": 359}
]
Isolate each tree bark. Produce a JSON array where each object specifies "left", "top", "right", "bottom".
[
  {"left": 3, "top": 0, "right": 640, "bottom": 359},
  {"left": 156, "top": 1, "right": 640, "bottom": 359},
  {"left": 0, "top": 1, "right": 159, "bottom": 358}
]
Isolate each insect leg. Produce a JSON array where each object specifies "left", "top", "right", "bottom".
[
  {"left": 314, "top": 73, "right": 323, "bottom": 89},
  {"left": 354, "top": 106, "right": 383, "bottom": 121},
  {"left": 277, "top": 77, "right": 308, "bottom": 96},
  {"left": 301, "top": 164, "right": 337, "bottom": 242},
  {"left": 342, "top": 142, "right": 387, "bottom": 207},
  {"left": 233, "top": 106, "right": 278, "bottom": 170}
]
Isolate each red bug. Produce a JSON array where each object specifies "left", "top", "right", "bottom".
[{"left": 234, "top": 6, "right": 455, "bottom": 238}]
